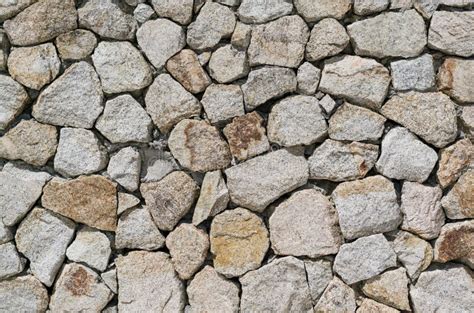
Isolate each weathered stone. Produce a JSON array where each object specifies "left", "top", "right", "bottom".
[
  {"left": 0, "top": 275, "right": 49, "bottom": 312},
  {"left": 434, "top": 220, "right": 474, "bottom": 268},
  {"left": 319, "top": 94, "right": 337, "bottom": 115},
  {"left": 308, "top": 140, "right": 379, "bottom": 182},
  {"left": 439, "top": 0, "right": 474, "bottom": 6},
  {"left": 101, "top": 268, "right": 117, "bottom": 294},
  {"left": 107, "top": 147, "right": 141, "bottom": 192},
  {"left": 0, "top": 221, "right": 13, "bottom": 245},
  {"left": 319, "top": 55, "right": 391, "bottom": 110},
  {"left": 314, "top": 277, "right": 357, "bottom": 313},
  {"left": 55, "top": 29, "right": 97, "bottom": 61},
  {"left": 0, "top": 0, "right": 37, "bottom": 22},
  {"left": 42, "top": 175, "right": 117, "bottom": 232},
  {"left": 150, "top": 0, "right": 193, "bottom": 25},
  {"left": 140, "top": 149, "right": 179, "bottom": 183},
  {"left": 231, "top": 22, "right": 252, "bottom": 50},
  {"left": 193, "top": 171, "right": 230, "bottom": 226},
  {"left": 353, "top": 0, "right": 389, "bottom": 15},
  {"left": 2, "top": 161, "right": 52, "bottom": 184},
  {"left": 133, "top": 3, "right": 155, "bottom": 23},
  {"left": 201, "top": 84, "right": 244, "bottom": 124},
  {"left": 390, "top": 54, "right": 435, "bottom": 91},
  {"left": 357, "top": 299, "right": 400, "bottom": 313},
  {"left": 66, "top": 227, "right": 111, "bottom": 272},
  {"left": 390, "top": 0, "right": 414, "bottom": 9},
  {"left": 0, "top": 75, "right": 28, "bottom": 130},
  {"left": 438, "top": 58, "right": 474, "bottom": 104},
  {"left": 304, "top": 259, "right": 333, "bottom": 303},
  {"left": 442, "top": 170, "right": 474, "bottom": 219},
  {"left": 117, "top": 193, "right": 140, "bottom": 216},
  {"left": 306, "top": 18, "right": 350, "bottom": 62},
  {"left": 208, "top": 45, "right": 249, "bottom": 84},
  {"left": 16, "top": 208, "right": 75, "bottom": 286},
  {"left": 414, "top": 0, "right": 439, "bottom": 18},
  {"left": 225, "top": 149, "right": 309, "bottom": 212},
  {"left": 210, "top": 208, "right": 269, "bottom": 277},
  {"left": 33, "top": 61, "right": 103, "bottom": 128},
  {"left": 297, "top": 62, "right": 321, "bottom": 95},
  {"left": 461, "top": 106, "right": 474, "bottom": 142},
  {"left": 438, "top": 139, "right": 473, "bottom": 188},
  {"left": 166, "top": 49, "right": 211, "bottom": 94},
  {"left": 0, "top": 242, "right": 25, "bottom": 280},
  {"left": 238, "top": 0, "right": 293, "bottom": 23},
  {"left": 294, "top": 0, "right": 352, "bottom": 22}
]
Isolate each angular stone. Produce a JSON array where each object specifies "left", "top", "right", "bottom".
[
  {"left": 0, "top": 275, "right": 49, "bottom": 312},
  {"left": 193, "top": 171, "right": 230, "bottom": 226},
  {"left": 442, "top": 170, "right": 474, "bottom": 219},
  {"left": 33, "top": 61, "right": 103, "bottom": 128},
  {"left": 0, "top": 242, "right": 25, "bottom": 280},
  {"left": 107, "top": 147, "right": 141, "bottom": 192},
  {"left": 357, "top": 299, "right": 400, "bottom": 313},
  {"left": 42, "top": 175, "right": 117, "bottom": 232},
  {"left": 438, "top": 58, "right": 474, "bottom": 104},
  {"left": 0, "top": 75, "right": 28, "bottom": 130},
  {"left": 319, "top": 94, "right": 337, "bottom": 115},
  {"left": 390, "top": 0, "right": 414, "bottom": 9},
  {"left": 306, "top": 18, "right": 350, "bottom": 62},
  {"left": 117, "top": 193, "right": 140, "bottom": 216},
  {"left": 461, "top": 106, "right": 474, "bottom": 142},
  {"left": 150, "top": 0, "right": 193, "bottom": 25},
  {"left": 414, "top": 0, "right": 439, "bottom": 19},
  {"left": 208, "top": 45, "right": 249, "bottom": 84},
  {"left": 308, "top": 140, "right": 379, "bottom": 182},
  {"left": 354, "top": 0, "right": 389, "bottom": 15},
  {"left": 210, "top": 208, "right": 269, "bottom": 277},
  {"left": 440, "top": 0, "right": 474, "bottom": 6},
  {"left": 66, "top": 226, "right": 111, "bottom": 272},
  {"left": 390, "top": 54, "right": 435, "bottom": 91},
  {"left": 314, "top": 277, "right": 356, "bottom": 313},
  {"left": 434, "top": 220, "right": 474, "bottom": 268},
  {"left": 201, "top": 84, "right": 244, "bottom": 124},
  {"left": 297, "top": 62, "right": 321, "bottom": 95},
  {"left": 0, "top": 0, "right": 37, "bottom": 22},
  {"left": 2, "top": 161, "right": 52, "bottom": 184},
  {"left": 362, "top": 268, "right": 410, "bottom": 311},
  {"left": 238, "top": 0, "right": 293, "bottom": 23},
  {"left": 231, "top": 22, "right": 252, "bottom": 50},
  {"left": 16, "top": 208, "right": 75, "bottom": 286},
  {"left": 55, "top": 30, "right": 97, "bottom": 61},
  {"left": 0, "top": 221, "right": 13, "bottom": 245},
  {"left": 304, "top": 259, "right": 333, "bottom": 303},
  {"left": 166, "top": 49, "right": 211, "bottom": 94},
  {"left": 133, "top": 3, "right": 155, "bottom": 24},
  {"left": 140, "top": 149, "right": 179, "bottom": 183},
  {"left": 319, "top": 55, "right": 390, "bottom": 110},
  {"left": 101, "top": 268, "right": 117, "bottom": 294},
  {"left": 294, "top": 0, "right": 352, "bottom": 22},
  {"left": 225, "top": 149, "right": 308, "bottom": 212}
]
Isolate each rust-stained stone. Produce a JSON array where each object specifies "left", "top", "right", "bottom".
[
  {"left": 441, "top": 170, "right": 474, "bottom": 220},
  {"left": 42, "top": 175, "right": 117, "bottom": 232},
  {"left": 438, "top": 58, "right": 474, "bottom": 104},
  {"left": 166, "top": 49, "right": 211, "bottom": 94},
  {"left": 434, "top": 220, "right": 474, "bottom": 268},
  {"left": 437, "top": 139, "right": 473, "bottom": 188}
]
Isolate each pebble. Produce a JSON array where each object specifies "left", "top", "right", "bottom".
[
  {"left": 166, "top": 49, "right": 211, "bottom": 94},
  {"left": 390, "top": 54, "right": 435, "bottom": 91},
  {"left": 208, "top": 45, "right": 249, "bottom": 84},
  {"left": 294, "top": 0, "right": 352, "bottom": 22},
  {"left": 238, "top": 0, "right": 293, "bottom": 24},
  {"left": 150, "top": 0, "right": 193, "bottom": 25},
  {"left": 441, "top": 170, "right": 474, "bottom": 219},
  {"left": 354, "top": 0, "right": 389, "bottom": 15},
  {"left": 314, "top": 277, "right": 357, "bottom": 312},
  {"left": 66, "top": 226, "right": 111, "bottom": 272},
  {"left": 297, "top": 62, "right": 321, "bottom": 95},
  {"left": 0, "top": 275, "right": 49, "bottom": 312},
  {"left": 55, "top": 30, "right": 98, "bottom": 61},
  {"left": 0, "top": 75, "right": 28, "bottom": 130},
  {"left": 306, "top": 18, "right": 350, "bottom": 62},
  {"left": 0, "top": 242, "right": 25, "bottom": 280},
  {"left": 107, "top": 147, "right": 141, "bottom": 192},
  {"left": 201, "top": 84, "right": 244, "bottom": 124},
  {"left": 433, "top": 220, "right": 473, "bottom": 268},
  {"left": 304, "top": 259, "right": 333, "bottom": 303},
  {"left": 438, "top": 58, "right": 474, "bottom": 104}
]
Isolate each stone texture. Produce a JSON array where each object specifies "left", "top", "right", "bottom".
[
  {"left": 150, "top": 0, "right": 193, "bottom": 25},
  {"left": 304, "top": 259, "right": 333, "bottom": 303},
  {"left": 314, "top": 277, "right": 357, "bottom": 313},
  {"left": 101, "top": 269, "right": 117, "bottom": 294},
  {"left": 140, "top": 149, "right": 179, "bottom": 183},
  {"left": 134, "top": 3, "right": 155, "bottom": 24},
  {"left": 0, "top": 275, "right": 49, "bottom": 312},
  {"left": 390, "top": 54, "right": 435, "bottom": 91},
  {"left": 434, "top": 220, "right": 473, "bottom": 268},
  {"left": 461, "top": 106, "right": 474, "bottom": 141},
  {"left": 354, "top": 0, "right": 389, "bottom": 15},
  {"left": 0, "top": 0, "right": 37, "bottom": 22},
  {"left": 238, "top": 0, "right": 293, "bottom": 23},
  {"left": 107, "top": 147, "right": 141, "bottom": 192},
  {"left": 231, "top": 22, "right": 252, "bottom": 50},
  {"left": 201, "top": 84, "right": 244, "bottom": 124},
  {"left": 117, "top": 193, "right": 140, "bottom": 216},
  {"left": 357, "top": 299, "right": 400, "bottom": 313},
  {"left": 0, "top": 242, "right": 25, "bottom": 280},
  {"left": 442, "top": 170, "right": 474, "bottom": 219},
  {"left": 55, "top": 29, "right": 97, "bottom": 61},
  {"left": 438, "top": 58, "right": 474, "bottom": 104},
  {"left": 0, "top": 222, "right": 13, "bottom": 245},
  {"left": 294, "top": 0, "right": 352, "bottom": 22},
  {"left": 306, "top": 18, "right": 350, "bottom": 62},
  {"left": 66, "top": 227, "right": 111, "bottom": 272},
  {"left": 297, "top": 62, "right": 321, "bottom": 95},
  {"left": 0, "top": 75, "right": 28, "bottom": 130},
  {"left": 319, "top": 94, "right": 337, "bottom": 115},
  {"left": 166, "top": 49, "right": 211, "bottom": 94},
  {"left": 208, "top": 45, "right": 249, "bottom": 84}
]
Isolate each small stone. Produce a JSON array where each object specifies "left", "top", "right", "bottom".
[
  {"left": 390, "top": 54, "right": 435, "bottom": 91},
  {"left": 78, "top": 0, "right": 137, "bottom": 41},
  {"left": 223, "top": 112, "right": 270, "bottom": 161},
  {"left": 319, "top": 94, "right": 337, "bottom": 115},
  {"left": 242, "top": 66, "right": 297, "bottom": 111},
  {"left": 133, "top": 3, "right": 155, "bottom": 24},
  {"left": 210, "top": 208, "right": 269, "bottom": 277},
  {"left": 294, "top": 0, "right": 352, "bottom": 22},
  {"left": 414, "top": 0, "right": 439, "bottom": 19},
  {"left": 55, "top": 30, "right": 98, "bottom": 61},
  {"left": 187, "top": 266, "right": 240, "bottom": 313},
  {"left": 7, "top": 43, "right": 60, "bottom": 90},
  {"left": 198, "top": 51, "right": 212, "bottom": 66},
  {"left": 166, "top": 224, "right": 209, "bottom": 280},
  {"left": 461, "top": 106, "right": 474, "bottom": 141},
  {"left": 434, "top": 220, "right": 473, "bottom": 267},
  {"left": 54, "top": 128, "right": 108, "bottom": 177},
  {"left": 0, "top": 275, "right": 49, "bottom": 312},
  {"left": 428, "top": 11, "right": 474, "bottom": 57},
  {"left": 101, "top": 268, "right": 117, "bottom": 294},
  {"left": 16, "top": 208, "right": 75, "bottom": 286},
  {"left": 333, "top": 234, "right": 397, "bottom": 285},
  {"left": 201, "top": 84, "right": 244, "bottom": 124},
  {"left": 238, "top": 0, "right": 293, "bottom": 23},
  {"left": 376, "top": 127, "right": 438, "bottom": 182},
  {"left": 304, "top": 259, "right": 333, "bottom": 303},
  {"left": 42, "top": 175, "right": 117, "bottom": 232},
  {"left": 390, "top": 0, "right": 414, "bottom": 9},
  {"left": 137, "top": 18, "right": 186, "bottom": 69},
  {"left": 50, "top": 263, "right": 113, "bottom": 312},
  {"left": 3, "top": 0, "right": 77, "bottom": 46},
  {"left": 141, "top": 171, "right": 199, "bottom": 231},
  {"left": 116, "top": 251, "right": 186, "bottom": 312},
  {"left": 187, "top": 2, "right": 236, "bottom": 51},
  {"left": 0, "top": 119, "right": 57, "bottom": 166},
  {"left": 32, "top": 61, "right": 103, "bottom": 128},
  {"left": 308, "top": 140, "right": 379, "bottom": 182},
  {"left": 354, "top": 0, "right": 389, "bottom": 15},
  {"left": 297, "top": 62, "right": 321, "bottom": 95},
  {"left": 66, "top": 226, "right": 111, "bottom": 272},
  {"left": 168, "top": 119, "right": 231, "bottom": 172},
  {"left": 107, "top": 147, "right": 141, "bottom": 192},
  {"left": 319, "top": 55, "right": 390, "bottom": 110},
  {"left": 0, "top": 75, "right": 28, "bottom": 130},
  {"left": 441, "top": 170, "right": 474, "bottom": 219},
  {"left": 0, "top": 242, "right": 25, "bottom": 280},
  {"left": 0, "top": 222, "right": 13, "bottom": 244},
  {"left": 306, "top": 18, "right": 350, "bottom": 62},
  {"left": 231, "top": 22, "right": 252, "bottom": 50},
  {"left": 150, "top": 0, "right": 193, "bottom": 25},
  {"left": 208, "top": 45, "right": 249, "bottom": 84},
  {"left": 357, "top": 299, "right": 400, "bottom": 313},
  {"left": 166, "top": 49, "right": 211, "bottom": 94},
  {"left": 314, "top": 277, "right": 357, "bottom": 313},
  {"left": 225, "top": 149, "right": 309, "bottom": 212},
  {"left": 438, "top": 58, "right": 474, "bottom": 104},
  {"left": 438, "top": 138, "right": 472, "bottom": 187},
  {"left": 140, "top": 149, "right": 179, "bottom": 183},
  {"left": 0, "top": 0, "right": 37, "bottom": 22}
]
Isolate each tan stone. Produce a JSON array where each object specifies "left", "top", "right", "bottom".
[
  {"left": 442, "top": 170, "right": 474, "bottom": 219},
  {"left": 437, "top": 139, "right": 473, "bottom": 188},
  {"left": 357, "top": 299, "right": 400, "bottom": 313},
  {"left": 438, "top": 58, "right": 474, "bottom": 104},
  {"left": 166, "top": 49, "right": 211, "bottom": 94},
  {"left": 434, "top": 220, "right": 474, "bottom": 268}
]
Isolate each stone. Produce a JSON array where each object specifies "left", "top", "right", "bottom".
[
  {"left": 442, "top": 170, "right": 474, "bottom": 219},
  {"left": 141, "top": 171, "right": 199, "bottom": 231},
  {"left": 269, "top": 189, "right": 343, "bottom": 258},
  {"left": 55, "top": 30, "right": 98, "bottom": 61},
  {"left": 7, "top": 43, "right": 60, "bottom": 90},
  {"left": 101, "top": 269, "right": 117, "bottom": 294},
  {"left": 166, "top": 49, "right": 211, "bottom": 94},
  {"left": 3, "top": 0, "right": 77, "bottom": 46},
  {"left": 376, "top": 127, "right": 438, "bottom": 182},
  {"left": 16, "top": 208, "right": 75, "bottom": 286},
  {"left": 238, "top": 0, "right": 293, "bottom": 23},
  {"left": 294, "top": 0, "right": 352, "bottom": 22},
  {"left": 66, "top": 226, "right": 111, "bottom": 272},
  {"left": 107, "top": 147, "right": 141, "bottom": 192},
  {"left": 54, "top": 128, "right": 108, "bottom": 177},
  {"left": 357, "top": 299, "right": 400, "bottom": 313},
  {"left": 410, "top": 264, "right": 474, "bottom": 312},
  {"left": 0, "top": 119, "right": 57, "bottom": 167},
  {"left": 354, "top": 0, "right": 389, "bottom": 15},
  {"left": 117, "top": 193, "right": 139, "bottom": 215},
  {"left": 347, "top": 10, "right": 427, "bottom": 58},
  {"left": 0, "top": 242, "right": 25, "bottom": 280},
  {"left": 144, "top": 74, "right": 201, "bottom": 133},
  {"left": 32, "top": 61, "right": 103, "bottom": 128},
  {"left": 390, "top": 0, "right": 414, "bottom": 9},
  {"left": 201, "top": 84, "right": 244, "bottom": 124},
  {"left": 187, "top": 2, "right": 236, "bottom": 51},
  {"left": 461, "top": 106, "right": 474, "bottom": 141},
  {"left": 334, "top": 234, "right": 397, "bottom": 284},
  {"left": 150, "top": 0, "right": 193, "bottom": 25},
  {"left": 390, "top": 54, "right": 435, "bottom": 91},
  {"left": 240, "top": 257, "right": 313, "bottom": 312},
  {"left": 328, "top": 103, "right": 386, "bottom": 142},
  {"left": 0, "top": 0, "right": 37, "bottom": 22},
  {"left": 168, "top": 119, "right": 231, "bottom": 172},
  {"left": 140, "top": 149, "right": 179, "bottom": 183},
  {"left": 319, "top": 55, "right": 390, "bottom": 110},
  {"left": 166, "top": 224, "right": 209, "bottom": 280},
  {"left": 314, "top": 277, "right": 357, "bottom": 313},
  {"left": 268, "top": 95, "right": 327, "bottom": 147},
  {"left": 1, "top": 161, "right": 52, "bottom": 185},
  {"left": 210, "top": 208, "right": 269, "bottom": 277},
  {"left": 319, "top": 94, "right": 337, "bottom": 115},
  {"left": 297, "top": 62, "right": 321, "bottom": 95},
  {"left": 96, "top": 95, "right": 152, "bottom": 143},
  {"left": 225, "top": 149, "right": 309, "bottom": 212},
  {"left": 428, "top": 11, "right": 474, "bottom": 57},
  {"left": 223, "top": 112, "right": 270, "bottom": 161},
  {"left": 242, "top": 67, "right": 297, "bottom": 111},
  {"left": 133, "top": 3, "right": 155, "bottom": 24},
  {"left": 414, "top": 0, "right": 439, "bottom": 18},
  {"left": 0, "top": 75, "right": 28, "bottom": 130},
  {"left": 78, "top": 0, "right": 137, "bottom": 41},
  {"left": 50, "top": 263, "right": 113, "bottom": 312},
  {"left": 0, "top": 222, "right": 13, "bottom": 245},
  {"left": 42, "top": 175, "right": 117, "bottom": 232},
  {"left": 304, "top": 259, "right": 333, "bottom": 303},
  {"left": 248, "top": 15, "right": 309, "bottom": 68},
  {"left": 231, "top": 22, "right": 252, "bottom": 50},
  {"left": 0, "top": 275, "right": 49, "bottom": 312},
  {"left": 306, "top": 18, "right": 350, "bottom": 62},
  {"left": 187, "top": 266, "right": 240, "bottom": 313},
  {"left": 438, "top": 58, "right": 474, "bottom": 104},
  {"left": 193, "top": 170, "right": 230, "bottom": 226},
  {"left": 434, "top": 220, "right": 474, "bottom": 268},
  {"left": 115, "top": 206, "right": 165, "bottom": 250},
  {"left": 440, "top": 0, "right": 474, "bottom": 6},
  {"left": 208, "top": 45, "right": 249, "bottom": 84},
  {"left": 116, "top": 251, "right": 186, "bottom": 312},
  {"left": 400, "top": 182, "right": 445, "bottom": 240},
  {"left": 308, "top": 140, "right": 379, "bottom": 182}
]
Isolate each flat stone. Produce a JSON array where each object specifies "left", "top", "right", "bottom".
[
  {"left": 133, "top": 3, "right": 155, "bottom": 24},
  {"left": 231, "top": 22, "right": 252, "bottom": 50},
  {"left": 55, "top": 30, "right": 97, "bottom": 61},
  {"left": 434, "top": 220, "right": 474, "bottom": 268},
  {"left": 208, "top": 45, "right": 249, "bottom": 84},
  {"left": 107, "top": 147, "right": 141, "bottom": 192},
  {"left": 319, "top": 55, "right": 390, "bottom": 110},
  {"left": 0, "top": 0, "right": 37, "bottom": 22},
  {"left": 308, "top": 140, "right": 379, "bottom": 182},
  {"left": 240, "top": 257, "right": 313, "bottom": 312},
  {"left": 238, "top": 0, "right": 293, "bottom": 23},
  {"left": 42, "top": 175, "right": 117, "bottom": 232},
  {"left": 225, "top": 149, "right": 309, "bottom": 212},
  {"left": 0, "top": 242, "right": 25, "bottom": 280},
  {"left": 357, "top": 299, "right": 400, "bottom": 313},
  {"left": 354, "top": 0, "right": 389, "bottom": 15},
  {"left": 347, "top": 10, "right": 426, "bottom": 58},
  {"left": 3, "top": 0, "right": 77, "bottom": 46},
  {"left": 294, "top": 0, "right": 352, "bottom": 22},
  {"left": 2, "top": 161, "right": 52, "bottom": 185},
  {"left": 150, "top": 0, "right": 193, "bottom": 25},
  {"left": 438, "top": 58, "right": 474, "bottom": 104},
  {"left": 101, "top": 268, "right": 117, "bottom": 294},
  {"left": 306, "top": 18, "right": 350, "bottom": 62},
  {"left": 297, "top": 62, "right": 321, "bottom": 95},
  {"left": 376, "top": 127, "right": 438, "bottom": 182},
  {"left": 210, "top": 208, "right": 269, "bottom": 277},
  {"left": 166, "top": 49, "right": 211, "bottom": 94},
  {"left": 66, "top": 226, "right": 111, "bottom": 272},
  {"left": 16, "top": 207, "right": 75, "bottom": 286},
  {"left": 314, "top": 277, "right": 356, "bottom": 312},
  {"left": 0, "top": 275, "right": 49, "bottom": 312},
  {"left": 54, "top": 128, "right": 108, "bottom": 177},
  {"left": 140, "top": 171, "right": 199, "bottom": 231},
  {"left": 442, "top": 170, "right": 474, "bottom": 219},
  {"left": 201, "top": 84, "right": 244, "bottom": 124},
  {"left": 390, "top": 54, "right": 435, "bottom": 91},
  {"left": 0, "top": 75, "right": 28, "bottom": 130},
  {"left": 304, "top": 259, "right": 333, "bottom": 303}
]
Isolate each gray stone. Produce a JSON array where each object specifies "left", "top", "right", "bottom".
[
  {"left": 433, "top": 220, "right": 474, "bottom": 268},
  {"left": 66, "top": 226, "right": 111, "bottom": 272},
  {"left": 439, "top": 0, "right": 474, "bottom": 6},
  {"left": 140, "top": 149, "right": 179, "bottom": 183},
  {"left": 461, "top": 106, "right": 474, "bottom": 142},
  {"left": 306, "top": 18, "right": 350, "bottom": 62},
  {"left": 357, "top": 299, "right": 400, "bottom": 313},
  {"left": 0, "top": 242, "right": 25, "bottom": 280},
  {"left": 314, "top": 277, "right": 356, "bottom": 312},
  {"left": 294, "top": 0, "right": 352, "bottom": 22},
  {"left": 208, "top": 45, "right": 249, "bottom": 84},
  {"left": 201, "top": 84, "right": 244, "bottom": 124},
  {"left": 238, "top": 0, "right": 293, "bottom": 23},
  {"left": 319, "top": 94, "right": 337, "bottom": 115},
  {"left": 2, "top": 161, "right": 52, "bottom": 185},
  {"left": 304, "top": 259, "right": 333, "bottom": 303},
  {"left": 107, "top": 147, "right": 141, "bottom": 192},
  {"left": 231, "top": 22, "right": 252, "bottom": 50},
  {"left": 390, "top": 54, "right": 435, "bottom": 91},
  {"left": 0, "top": 222, "right": 13, "bottom": 245},
  {"left": 354, "top": 0, "right": 389, "bottom": 15},
  {"left": 166, "top": 49, "right": 211, "bottom": 94},
  {"left": 101, "top": 268, "right": 117, "bottom": 294},
  {"left": 0, "top": 75, "right": 28, "bottom": 130},
  {"left": 442, "top": 170, "right": 474, "bottom": 220},
  {"left": 0, "top": 275, "right": 49, "bottom": 312},
  {"left": 297, "top": 62, "right": 321, "bottom": 95},
  {"left": 390, "top": 0, "right": 414, "bottom": 9},
  {"left": 150, "top": 0, "right": 193, "bottom": 25},
  {"left": 55, "top": 30, "right": 98, "bottom": 61},
  {"left": 133, "top": 3, "right": 155, "bottom": 24},
  {"left": 0, "top": 0, "right": 37, "bottom": 22},
  {"left": 414, "top": 0, "right": 439, "bottom": 19},
  {"left": 438, "top": 58, "right": 474, "bottom": 104}
]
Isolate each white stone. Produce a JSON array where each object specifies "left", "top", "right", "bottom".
[
  {"left": 0, "top": 75, "right": 28, "bottom": 130},
  {"left": 0, "top": 242, "right": 25, "bottom": 280},
  {"left": 297, "top": 62, "right": 321, "bottom": 95},
  {"left": 208, "top": 45, "right": 249, "bottom": 84},
  {"left": 107, "top": 147, "right": 141, "bottom": 192},
  {"left": 294, "top": 0, "right": 352, "bottom": 22},
  {"left": 0, "top": 275, "right": 49, "bottom": 312},
  {"left": 390, "top": 54, "right": 435, "bottom": 91},
  {"left": 201, "top": 84, "right": 244, "bottom": 124},
  {"left": 314, "top": 277, "right": 356, "bottom": 312},
  {"left": 238, "top": 0, "right": 293, "bottom": 24},
  {"left": 306, "top": 18, "right": 350, "bottom": 62},
  {"left": 66, "top": 226, "right": 111, "bottom": 272},
  {"left": 304, "top": 259, "right": 333, "bottom": 303},
  {"left": 354, "top": 0, "right": 389, "bottom": 15}
]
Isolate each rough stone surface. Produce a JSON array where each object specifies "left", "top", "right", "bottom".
[
  {"left": 357, "top": 299, "right": 400, "bottom": 313},
  {"left": 390, "top": 54, "right": 435, "bottom": 91},
  {"left": 0, "top": 242, "right": 25, "bottom": 280},
  {"left": 0, "top": 222, "right": 13, "bottom": 245},
  {"left": 433, "top": 220, "right": 474, "bottom": 268},
  {"left": 0, "top": 275, "right": 49, "bottom": 312},
  {"left": 166, "top": 49, "right": 211, "bottom": 94},
  {"left": 201, "top": 84, "right": 244, "bottom": 124},
  {"left": 150, "top": 0, "right": 193, "bottom": 25},
  {"left": 140, "top": 149, "right": 179, "bottom": 183},
  {"left": 238, "top": 0, "right": 293, "bottom": 24},
  {"left": 101, "top": 269, "right": 117, "bottom": 294},
  {"left": 55, "top": 29, "right": 97, "bottom": 61},
  {"left": 306, "top": 18, "right": 350, "bottom": 62},
  {"left": 0, "top": 0, "right": 37, "bottom": 22},
  {"left": 354, "top": 0, "right": 389, "bottom": 15},
  {"left": 107, "top": 147, "right": 141, "bottom": 192},
  {"left": 441, "top": 170, "right": 474, "bottom": 219},
  {"left": 461, "top": 106, "right": 474, "bottom": 141},
  {"left": 117, "top": 193, "right": 140, "bottom": 216},
  {"left": 134, "top": 3, "right": 155, "bottom": 24},
  {"left": 294, "top": 0, "right": 352, "bottom": 22},
  {"left": 66, "top": 227, "right": 111, "bottom": 272},
  {"left": 304, "top": 259, "right": 333, "bottom": 303},
  {"left": 438, "top": 58, "right": 474, "bottom": 104},
  {"left": 314, "top": 277, "right": 357, "bottom": 313},
  {"left": 297, "top": 62, "right": 321, "bottom": 95},
  {"left": 0, "top": 75, "right": 28, "bottom": 130},
  {"left": 231, "top": 21, "right": 252, "bottom": 49},
  {"left": 208, "top": 45, "right": 249, "bottom": 84}
]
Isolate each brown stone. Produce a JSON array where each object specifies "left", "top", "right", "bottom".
[
  {"left": 437, "top": 139, "right": 473, "bottom": 188},
  {"left": 166, "top": 49, "right": 211, "bottom": 94},
  {"left": 434, "top": 220, "right": 474, "bottom": 268},
  {"left": 438, "top": 58, "right": 474, "bottom": 104},
  {"left": 442, "top": 170, "right": 474, "bottom": 219}
]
